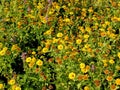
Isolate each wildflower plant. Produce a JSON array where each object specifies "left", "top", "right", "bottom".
[{"left": 0, "top": 0, "right": 120, "bottom": 90}]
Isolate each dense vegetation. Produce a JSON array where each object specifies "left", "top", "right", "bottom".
[{"left": 0, "top": 0, "right": 120, "bottom": 90}]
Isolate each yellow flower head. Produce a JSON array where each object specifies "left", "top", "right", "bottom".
[
  {"left": 37, "top": 2, "right": 43, "bottom": 9},
  {"left": 11, "top": 44, "right": 21, "bottom": 52},
  {"left": 0, "top": 83, "right": 4, "bottom": 89},
  {"left": 116, "top": 65, "right": 120, "bottom": 71},
  {"left": 106, "top": 76, "right": 113, "bottom": 81},
  {"left": 84, "top": 44, "right": 90, "bottom": 48},
  {"left": 0, "top": 47, "right": 8, "bottom": 56},
  {"left": 64, "top": 18, "right": 70, "bottom": 22},
  {"left": 36, "top": 59, "right": 43, "bottom": 66},
  {"left": 26, "top": 57, "right": 32, "bottom": 63},
  {"left": 118, "top": 52, "right": 120, "bottom": 59},
  {"left": 31, "top": 57, "right": 36, "bottom": 62},
  {"left": 15, "top": 86, "right": 21, "bottom": 90},
  {"left": 69, "top": 72, "right": 76, "bottom": 80},
  {"left": 32, "top": 51, "right": 36, "bottom": 55},
  {"left": 12, "top": 85, "right": 17, "bottom": 90},
  {"left": 84, "top": 34, "right": 89, "bottom": 39},
  {"left": 80, "top": 63, "right": 85, "bottom": 69},
  {"left": 115, "top": 78, "right": 120, "bottom": 85},
  {"left": 81, "top": 68, "right": 87, "bottom": 73},
  {"left": 28, "top": 61, "right": 35, "bottom": 68},
  {"left": 86, "top": 27, "right": 91, "bottom": 33},
  {"left": 109, "top": 59, "right": 114, "bottom": 64},
  {"left": 44, "top": 30, "right": 52, "bottom": 35},
  {"left": 3, "top": 47, "right": 8, "bottom": 51},
  {"left": 0, "top": 50, "right": 6, "bottom": 56},
  {"left": 76, "top": 39, "right": 82, "bottom": 44},
  {"left": 8, "top": 79, "right": 15, "bottom": 85},
  {"left": 84, "top": 86, "right": 90, "bottom": 90},
  {"left": 42, "top": 47, "right": 48, "bottom": 53},
  {"left": 57, "top": 32, "right": 63, "bottom": 38},
  {"left": 58, "top": 44, "right": 63, "bottom": 50}
]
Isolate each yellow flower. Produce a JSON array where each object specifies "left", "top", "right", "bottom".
[
  {"left": 15, "top": 86, "right": 21, "bottom": 90},
  {"left": 64, "top": 18, "right": 70, "bottom": 22},
  {"left": 53, "top": 38, "right": 59, "bottom": 43},
  {"left": 28, "top": 61, "right": 35, "bottom": 68},
  {"left": 3, "top": 47, "right": 8, "bottom": 51},
  {"left": 102, "top": 60, "right": 108, "bottom": 63},
  {"left": 82, "top": 47, "right": 86, "bottom": 52},
  {"left": 85, "top": 65, "right": 90, "bottom": 71},
  {"left": 76, "top": 39, "right": 82, "bottom": 44},
  {"left": 0, "top": 47, "right": 8, "bottom": 56},
  {"left": 118, "top": 52, "right": 120, "bottom": 59},
  {"left": 84, "top": 86, "right": 90, "bottom": 90},
  {"left": 36, "top": 59, "right": 43, "bottom": 66},
  {"left": 0, "top": 83, "right": 4, "bottom": 89},
  {"left": 0, "top": 50, "right": 6, "bottom": 56},
  {"left": 78, "top": 26, "right": 85, "bottom": 33},
  {"left": 81, "top": 68, "right": 87, "bottom": 73},
  {"left": 37, "top": 2, "right": 43, "bottom": 9},
  {"left": 11, "top": 44, "right": 21, "bottom": 52},
  {"left": 84, "top": 34, "right": 89, "bottom": 39},
  {"left": 105, "top": 21, "right": 110, "bottom": 25},
  {"left": 12, "top": 85, "right": 21, "bottom": 90},
  {"left": 69, "top": 72, "right": 76, "bottom": 80},
  {"left": 32, "top": 51, "right": 36, "bottom": 55},
  {"left": 58, "top": 44, "right": 63, "bottom": 50},
  {"left": 84, "top": 44, "right": 90, "bottom": 48},
  {"left": 98, "top": 42, "right": 103, "bottom": 47},
  {"left": 26, "top": 57, "right": 32, "bottom": 63},
  {"left": 80, "top": 63, "right": 85, "bottom": 69},
  {"left": 104, "top": 63, "right": 108, "bottom": 67},
  {"left": 88, "top": 7, "right": 93, "bottom": 13},
  {"left": 109, "top": 59, "right": 114, "bottom": 64},
  {"left": 42, "top": 47, "right": 48, "bottom": 53},
  {"left": 106, "top": 76, "right": 113, "bottom": 81},
  {"left": 57, "top": 32, "right": 63, "bottom": 38},
  {"left": 8, "top": 79, "right": 15, "bottom": 85},
  {"left": 82, "top": 8, "right": 86, "bottom": 12},
  {"left": 69, "top": 11, "right": 74, "bottom": 15},
  {"left": 115, "top": 78, "right": 120, "bottom": 85},
  {"left": 31, "top": 57, "right": 36, "bottom": 62},
  {"left": 40, "top": 16, "right": 47, "bottom": 23},
  {"left": 116, "top": 65, "right": 120, "bottom": 71},
  {"left": 12, "top": 85, "right": 17, "bottom": 90},
  {"left": 44, "top": 30, "right": 52, "bottom": 35},
  {"left": 85, "top": 27, "right": 91, "bottom": 33}
]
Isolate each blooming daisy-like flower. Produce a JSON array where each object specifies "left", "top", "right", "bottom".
[
  {"left": 69, "top": 72, "right": 76, "bottom": 80},
  {"left": 8, "top": 79, "right": 15, "bottom": 85},
  {"left": 58, "top": 44, "right": 63, "bottom": 50},
  {"left": 109, "top": 59, "right": 115, "bottom": 64},
  {"left": 0, "top": 83, "right": 4, "bottom": 89},
  {"left": 57, "top": 32, "right": 63, "bottom": 38},
  {"left": 36, "top": 59, "right": 43, "bottom": 66},
  {"left": 115, "top": 78, "right": 120, "bottom": 85},
  {"left": 42, "top": 47, "right": 48, "bottom": 53},
  {"left": 84, "top": 86, "right": 90, "bottom": 90},
  {"left": 26, "top": 57, "right": 32, "bottom": 63},
  {"left": 76, "top": 39, "right": 82, "bottom": 44},
  {"left": 118, "top": 52, "right": 120, "bottom": 59},
  {"left": 15, "top": 86, "right": 21, "bottom": 90},
  {"left": 80, "top": 63, "right": 85, "bottom": 69}
]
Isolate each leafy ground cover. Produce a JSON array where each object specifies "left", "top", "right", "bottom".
[{"left": 0, "top": 0, "right": 120, "bottom": 90}]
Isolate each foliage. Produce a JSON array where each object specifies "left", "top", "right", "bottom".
[{"left": 0, "top": 0, "right": 120, "bottom": 90}]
